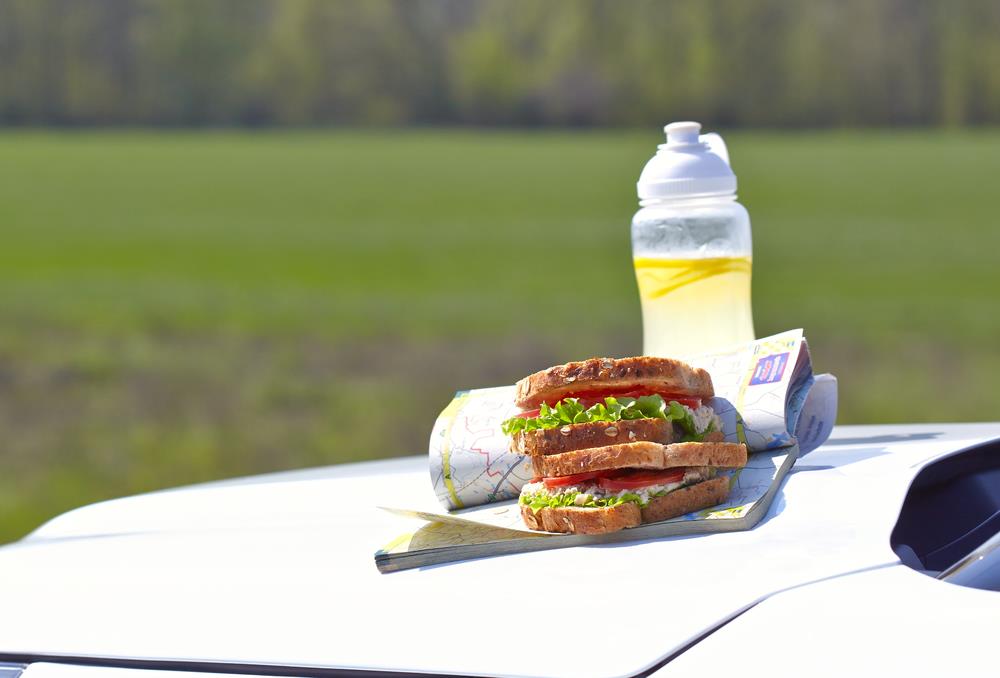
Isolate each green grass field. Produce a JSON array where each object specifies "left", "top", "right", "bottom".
[{"left": 1, "top": 129, "right": 999, "bottom": 542}]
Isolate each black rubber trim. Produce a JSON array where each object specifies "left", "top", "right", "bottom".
[
  {"left": 891, "top": 436, "right": 1000, "bottom": 572},
  {"left": 0, "top": 654, "right": 480, "bottom": 678}
]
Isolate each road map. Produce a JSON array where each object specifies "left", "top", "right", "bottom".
[
  {"left": 428, "top": 329, "right": 837, "bottom": 511},
  {"left": 380, "top": 447, "right": 798, "bottom": 572}
]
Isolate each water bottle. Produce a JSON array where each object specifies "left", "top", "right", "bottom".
[{"left": 631, "top": 121, "right": 755, "bottom": 357}]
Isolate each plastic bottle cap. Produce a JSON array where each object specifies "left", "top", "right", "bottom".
[
  {"left": 637, "top": 121, "right": 736, "bottom": 200},
  {"left": 664, "top": 121, "right": 702, "bottom": 145}
]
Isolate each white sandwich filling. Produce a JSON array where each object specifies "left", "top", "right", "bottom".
[
  {"left": 520, "top": 466, "right": 718, "bottom": 511},
  {"left": 689, "top": 404, "right": 722, "bottom": 436}
]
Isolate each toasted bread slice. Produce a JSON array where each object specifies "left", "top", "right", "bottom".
[
  {"left": 515, "top": 356, "right": 713, "bottom": 409},
  {"left": 511, "top": 418, "right": 678, "bottom": 457},
  {"left": 520, "top": 476, "right": 731, "bottom": 534},
  {"left": 520, "top": 499, "right": 642, "bottom": 534},
  {"left": 528, "top": 439, "right": 746, "bottom": 478},
  {"left": 640, "top": 475, "right": 730, "bottom": 523}
]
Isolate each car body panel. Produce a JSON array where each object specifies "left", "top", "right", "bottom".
[
  {"left": 656, "top": 563, "right": 999, "bottom": 677},
  {"left": 0, "top": 424, "right": 997, "bottom": 677}
]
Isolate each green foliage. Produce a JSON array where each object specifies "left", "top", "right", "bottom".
[{"left": 1, "top": 0, "right": 1000, "bottom": 126}]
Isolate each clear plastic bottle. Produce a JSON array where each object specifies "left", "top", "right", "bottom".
[{"left": 632, "top": 122, "right": 754, "bottom": 357}]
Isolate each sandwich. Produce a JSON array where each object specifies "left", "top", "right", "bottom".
[{"left": 502, "top": 356, "right": 747, "bottom": 534}]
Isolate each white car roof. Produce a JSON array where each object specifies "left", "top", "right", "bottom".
[{"left": 0, "top": 423, "right": 997, "bottom": 677}]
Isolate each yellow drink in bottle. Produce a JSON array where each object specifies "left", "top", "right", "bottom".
[
  {"left": 632, "top": 122, "right": 755, "bottom": 356},
  {"left": 633, "top": 256, "right": 754, "bottom": 357}
]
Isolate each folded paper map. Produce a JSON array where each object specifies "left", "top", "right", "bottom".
[
  {"left": 377, "top": 445, "right": 797, "bottom": 572},
  {"left": 428, "top": 329, "right": 836, "bottom": 511}
]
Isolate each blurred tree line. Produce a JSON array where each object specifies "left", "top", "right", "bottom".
[{"left": 1, "top": 0, "right": 999, "bottom": 127}]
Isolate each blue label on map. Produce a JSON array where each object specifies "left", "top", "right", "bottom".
[{"left": 750, "top": 352, "right": 789, "bottom": 385}]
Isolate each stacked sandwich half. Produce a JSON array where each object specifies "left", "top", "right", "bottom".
[{"left": 502, "top": 356, "right": 748, "bottom": 534}]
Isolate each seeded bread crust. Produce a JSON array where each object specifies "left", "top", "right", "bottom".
[
  {"left": 520, "top": 500, "right": 641, "bottom": 534},
  {"left": 514, "top": 356, "right": 714, "bottom": 409},
  {"left": 511, "top": 418, "right": 677, "bottom": 457},
  {"left": 640, "top": 475, "right": 730, "bottom": 524},
  {"left": 519, "top": 476, "right": 732, "bottom": 534},
  {"left": 527, "top": 439, "right": 746, "bottom": 478}
]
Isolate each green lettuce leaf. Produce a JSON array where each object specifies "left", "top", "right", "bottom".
[
  {"left": 502, "top": 394, "right": 711, "bottom": 442},
  {"left": 519, "top": 468, "right": 718, "bottom": 513},
  {"left": 520, "top": 490, "right": 647, "bottom": 511}
]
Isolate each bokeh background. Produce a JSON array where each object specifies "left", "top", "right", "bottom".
[{"left": 3, "top": 0, "right": 1000, "bottom": 542}]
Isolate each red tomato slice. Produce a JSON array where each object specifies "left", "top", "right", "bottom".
[
  {"left": 515, "top": 408, "right": 541, "bottom": 419},
  {"left": 660, "top": 394, "right": 702, "bottom": 410},
  {"left": 597, "top": 468, "right": 685, "bottom": 491},
  {"left": 542, "top": 471, "right": 601, "bottom": 488}
]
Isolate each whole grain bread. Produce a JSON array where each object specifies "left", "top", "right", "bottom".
[
  {"left": 527, "top": 439, "right": 747, "bottom": 478},
  {"left": 639, "top": 475, "right": 730, "bottom": 523},
  {"left": 510, "top": 418, "right": 677, "bottom": 457},
  {"left": 519, "top": 475, "right": 731, "bottom": 534},
  {"left": 514, "top": 356, "right": 714, "bottom": 409},
  {"left": 520, "top": 500, "right": 642, "bottom": 534}
]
